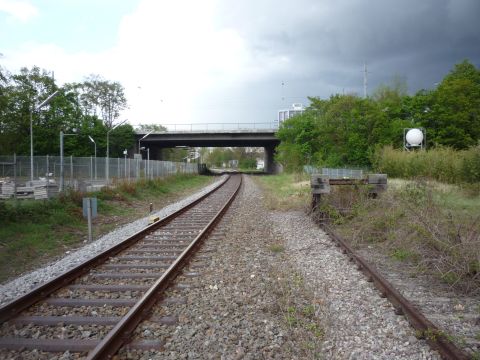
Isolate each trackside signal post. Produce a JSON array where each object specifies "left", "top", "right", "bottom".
[{"left": 83, "top": 197, "right": 97, "bottom": 242}]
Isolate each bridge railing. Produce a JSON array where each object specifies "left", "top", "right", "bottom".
[{"left": 159, "top": 122, "right": 279, "bottom": 132}]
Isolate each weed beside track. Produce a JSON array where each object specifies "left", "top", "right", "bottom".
[
  {"left": 319, "top": 180, "right": 480, "bottom": 295},
  {"left": 0, "top": 175, "right": 214, "bottom": 284}
]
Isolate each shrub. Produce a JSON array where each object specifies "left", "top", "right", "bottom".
[
  {"left": 374, "top": 145, "right": 480, "bottom": 184},
  {"left": 461, "top": 145, "right": 480, "bottom": 183},
  {"left": 117, "top": 181, "right": 137, "bottom": 195}
]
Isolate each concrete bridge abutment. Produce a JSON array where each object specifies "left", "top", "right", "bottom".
[{"left": 264, "top": 146, "right": 281, "bottom": 174}]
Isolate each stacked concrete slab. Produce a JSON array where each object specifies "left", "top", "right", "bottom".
[
  {"left": 0, "top": 180, "right": 15, "bottom": 199},
  {"left": 34, "top": 184, "right": 59, "bottom": 200}
]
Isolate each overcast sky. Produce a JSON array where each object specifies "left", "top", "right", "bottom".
[{"left": 1, "top": 0, "right": 479, "bottom": 128}]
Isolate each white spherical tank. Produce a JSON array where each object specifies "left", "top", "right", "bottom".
[{"left": 406, "top": 128, "right": 424, "bottom": 146}]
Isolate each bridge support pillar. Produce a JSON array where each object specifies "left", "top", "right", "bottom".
[{"left": 264, "top": 146, "right": 281, "bottom": 174}]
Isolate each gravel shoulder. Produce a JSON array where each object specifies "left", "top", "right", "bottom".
[{"left": 269, "top": 210, "right": 440, "bottom": 359}]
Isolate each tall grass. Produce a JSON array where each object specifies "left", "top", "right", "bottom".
[
  {"left": 254, "top": 173, "right": 310, "bottom": 210},
  {"left": 373, "top": 145, "right": 480, "bottom": 185},
  {"left": 316, "top": 182, "right": 480, "bottom": 294},
  {"left": 0, "top": 174, "right": 213, "bottom": 283}
]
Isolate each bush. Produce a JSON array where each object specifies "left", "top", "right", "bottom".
[
  {"left": 59, "top": 189, "right": 84, "bottom": 206},
  {"left": 239, "top": 158, "right": 257, "bottom": 169},
  {"left": 117, "top": 181, "right": 137, "bottom": 195},
  {"left": 0, "top": 197, "right": 78, "bottom": 224},
  {"left": 374, "top": 145, "right": 480, "bottom": 184},
  {"left": 97, "top": 186, "right": 126, "bottom": 201},
  {"left": 461, "top": 145, "right": 480, "bottom": 183}
]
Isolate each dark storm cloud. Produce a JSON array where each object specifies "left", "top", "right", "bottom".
[
  {"left": 215, "top": 0, "right": 480, "bottom": 96},
  {"left": 189, "top": 0, "right": 480, "bottom": 125}
]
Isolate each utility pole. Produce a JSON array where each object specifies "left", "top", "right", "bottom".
[{"left": 363, "top": 62, "right": 369, "bottom": 98}]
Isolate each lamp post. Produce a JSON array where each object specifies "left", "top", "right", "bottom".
[
  {"left": 59, "top": 129, "right": 77, "bottom": 192},
  {"left": 30, "top": 90, "right": 59, "bottom": 182},
  {"left": 106, "top": 119, "right": 127, "bottom": 184},
  {"left": 88, "top": 135, "right": 97, "bottom": 180},
  {"left": 138, "top": 130, "right": 154, "bottom": 154},
  {"left": 123, "top": 149, "right": 128, "bottom": 179},
  {"left": 140, "top": 146, "right": 150, "bottom": 178}
]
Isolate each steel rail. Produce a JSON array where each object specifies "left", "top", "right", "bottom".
[
  {"left": 86, "top": 175, "right": 242, "bottom": 359},
  {"left": 322, "top": 224, "right": 469, "bottom": 360},
  {"left": 0, "top": 176, "right": 229, "bottom": 323}
]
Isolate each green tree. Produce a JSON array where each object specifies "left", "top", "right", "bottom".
[
  {"left": 0, "top": 67, "right": 63, "bottom": 155},
  {"left": 276, "top": 110, "right": 320, "bottom": 171},
  {"left": 67, "top": 75, "right": 127, "bottom": 129},
  {"left": 422, "top": 60, "right": 480, "bottom": 149},
  {"left": 205, "top": 147, "right": 235, "bottom": 167},
  {"left": 310, "top": 94, "right": 388, "bottom": 166},
  {"left": 136, "top": 124, "right": 167, "bottom": 132},
  {"left": 0, "top": 66, "right": 135, "bottom": 158}
]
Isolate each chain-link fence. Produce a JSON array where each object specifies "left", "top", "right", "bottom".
[{"left": 0, "top": 155, "right": 199, "bottom": 199}]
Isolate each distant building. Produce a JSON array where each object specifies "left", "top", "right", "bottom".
[
  {"left": 256, "top": 159, "right": 265, "bottom": 170},
  {"left": 278, "top": 103, "right": 305, "bottom": 125},
  {"left": 228, "top": 159, "right": 239, "bottom": 168}
]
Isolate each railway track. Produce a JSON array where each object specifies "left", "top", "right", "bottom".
[
  {"left": 321, "top": 224, "right": 473, "bottom": 360},
  {"left": 0, "top": 174, "right": 242, "bottom": 359}
]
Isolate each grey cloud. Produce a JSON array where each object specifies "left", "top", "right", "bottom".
[{"left": 200, "top": 0, "right": 480, "bottom": 123}]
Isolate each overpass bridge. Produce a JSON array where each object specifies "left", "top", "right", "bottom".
[{"left": 133, "top": 123, "right": 281, "bottom": 173}]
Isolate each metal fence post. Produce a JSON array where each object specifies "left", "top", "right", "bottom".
[
  {"left": 60, "top": 131, "right": 64, "bottom": 192},
  {"left": 13, "top": 153, "right": 17, "bottom": 200},
  {"left": 46, "top": 155, "right": 49, "bottom": 199},
  {"left": 87, "top": 198, "right": 93, "bottom": 242}
]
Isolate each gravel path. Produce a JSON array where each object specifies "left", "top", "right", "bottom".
[{"left": 0, "top": 176, "right": 226, "bottom": 307}]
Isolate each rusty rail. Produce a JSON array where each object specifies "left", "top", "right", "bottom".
[
  {"left": 86, "top": 175, "right": 242, "bottom": 359},
  {"left": 322, "top": 225, "right": 470, "bottom": 360}
]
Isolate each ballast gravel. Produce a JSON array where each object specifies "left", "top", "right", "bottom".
[
  {"left": 119, "top": 175, "right": 441, "bottom": 359},
  {"left": 0, "top": 176, "right": 226, "bottom": 307},
  {"left": 269, "top": 209, "right": 441, "bottom": 359}
]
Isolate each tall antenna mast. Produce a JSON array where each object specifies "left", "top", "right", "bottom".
[{"left": 363, "top": 62, "right": 368, "bottom": 98}]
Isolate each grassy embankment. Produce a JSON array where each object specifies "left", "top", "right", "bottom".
[
  {"left": 254, "top": 173, "right": 311, "bottom": 211},
  {"left": 255, "top": 170, "right": 480, "bottom": 295},
  {"left": 0, "top": 174, "right": 214, "bottom": 283}
]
